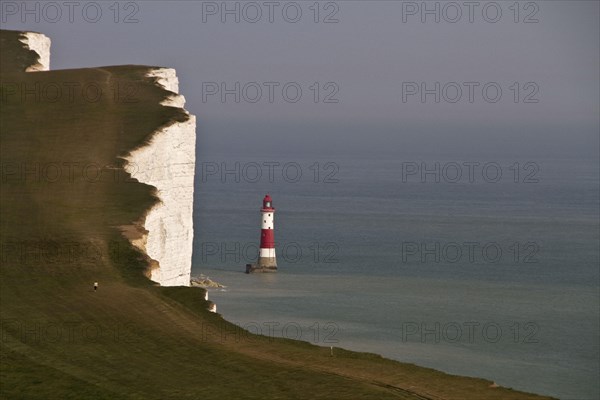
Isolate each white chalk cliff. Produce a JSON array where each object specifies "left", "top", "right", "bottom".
[
  {"left": 20, "top": 32, "right": 196, "bottom": 288},
  {"left": 124, "top": 69, "right": 196, "bottom": 287},
  {"left": 19, "top": 32, "right": 51, "bottom": 71}
]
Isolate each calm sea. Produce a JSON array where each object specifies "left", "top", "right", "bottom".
[{"left": 192, "top": 155, "right": 599, "bottom": 400}]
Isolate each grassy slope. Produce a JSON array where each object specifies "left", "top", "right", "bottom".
[{"left": 0, "top": 30, "right": 555, "bottom": 400}]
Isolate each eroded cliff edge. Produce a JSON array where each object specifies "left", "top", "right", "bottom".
[
  {"left": 19, "top": 31, "right": 51, "bottom": 72},
  {"left": 124, "top": 69, "right": 196, "bottom": 287},
  {"left": 1, "top": 30, "right": 197, "bottom": 287}
]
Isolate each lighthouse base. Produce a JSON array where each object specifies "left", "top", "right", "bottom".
[
  {"left": 258, "top": 256, "right": 277, "bottom": 268},
  {"left": 245, "top": 262, "right": 278, "bottom": 274}
]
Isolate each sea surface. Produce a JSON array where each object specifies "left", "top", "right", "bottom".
[{"left": 191, "top": 155, "right": 599, "bottom": 400}]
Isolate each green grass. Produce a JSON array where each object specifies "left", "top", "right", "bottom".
[{"left": 0, "top": 30, "right": 556, "bottom": 399}]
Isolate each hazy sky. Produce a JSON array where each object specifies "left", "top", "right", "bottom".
[{"left": 2, "top": 1, "right": 598, "bottom": 157}]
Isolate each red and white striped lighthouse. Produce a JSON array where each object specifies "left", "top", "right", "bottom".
[{"left": 258, "top": 194, "right": 277, "bottom": 270}]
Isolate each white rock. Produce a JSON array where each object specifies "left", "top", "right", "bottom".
[
  {"left": 16, "top": 35, "right": 197, "bottom": 289},
  {"left": 146, "top": 69, "right": 187, "bottom": 108},
  {"left": 19, "top": 32, "right": 51, "bottom": 72},
  {"left": 124, "top": 68, "right": 196, "bottom": 287},
  {"left": 146, "top": 68, "right": 179, "bottom": 93}
]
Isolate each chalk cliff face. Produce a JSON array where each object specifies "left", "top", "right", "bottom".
[
  {"left": 19, "top": 32, "right": 51, "bottom": 71},
  {"left": 124, "top": 68, "right": 196, "bottom": 287},
  {"left": 15, "top": 31, "right": 196, "bottom": 287}
]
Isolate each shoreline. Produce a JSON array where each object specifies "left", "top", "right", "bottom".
[{"left": 199, "top": 268, "right": 563, "bottom": 399}]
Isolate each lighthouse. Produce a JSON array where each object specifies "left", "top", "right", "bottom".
[
  {"left": 257, "top": 194, "right": 277, "bottom": 270},
  {"left": 246, "top": 194, "right": 278, "bottom": 273}
]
